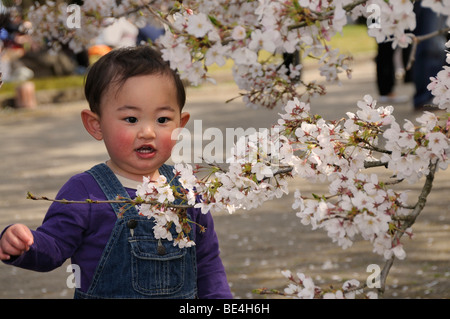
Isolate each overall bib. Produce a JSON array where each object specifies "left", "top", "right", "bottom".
[{"left": 74, "top": 163, "right": 197, "bottom": 298}]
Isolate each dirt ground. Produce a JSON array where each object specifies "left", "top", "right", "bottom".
[{"left": 0, "top": 57, "right": 449, "bottom": 299}]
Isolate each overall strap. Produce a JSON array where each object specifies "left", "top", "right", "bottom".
[{"left": 86, "top": 163, "right": 137, "bottom": 217}]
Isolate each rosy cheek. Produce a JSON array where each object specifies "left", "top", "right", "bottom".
[
  {"left": 106, "top": 129, "right": 134, "bottom": 154},
  {"left": 158, "top": 132, "right": 177, "bottom": 155}
]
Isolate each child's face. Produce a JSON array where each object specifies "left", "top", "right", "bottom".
[{"left": 84, "top": 74, "right": 189, "bottom": 182}]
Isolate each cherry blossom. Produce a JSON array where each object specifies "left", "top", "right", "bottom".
[
  {"left": 231, "top": 25, "right": 247, "bottom": 41},
  {"left": 186, "top": 13, "right": 214, "bottom": 38}
]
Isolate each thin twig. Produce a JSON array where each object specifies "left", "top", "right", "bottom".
[
  {"left": 406, "top": 27, "right": 450, "bottom": 71},
  {"left": 384, "top": 178, "right": 404, "bottom": 186},
  {"left": 358, "top": 140, "right": 393, "bottom": 155},
  {"left": 143, "top": 3, "right": 177, "bottom": 32},
  {"left": 26, "top": 192, "right": 193, "bottom": 209}
]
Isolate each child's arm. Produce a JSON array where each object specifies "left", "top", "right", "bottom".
[
  {"left": 0, "top": 224, "right": 34, "bottom": 260},
  {"left": 194, "top": 209, "right": 233, "bottom": 299},
  {"left": 1, "top": 174, "right": 96, "bottom": 271}
]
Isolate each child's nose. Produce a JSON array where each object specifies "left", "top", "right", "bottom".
[{"left": 137, "top": 124, "right": 156, "bottom": 139}]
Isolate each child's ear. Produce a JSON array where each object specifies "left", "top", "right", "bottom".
[
  {"left": 81, "top": 109, "right": 103, "bottom": 141},
  {"left": 179, "top": 112, "right": 190, "bottom": 128}
]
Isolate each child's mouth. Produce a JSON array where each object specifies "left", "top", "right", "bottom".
[{"left": 136, "top": 146, "right": 156, "bottom": 154}]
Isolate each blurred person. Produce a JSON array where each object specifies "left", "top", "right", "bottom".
[
  {"left": 375, "top": 42, "right": 409, "bottom": 104},
  {"left": 412, "top": 0, "right": 447, "bottom": 110},
  {"left": 0, "top": 9, "right": 34, "bottom": 82},
  {"left": 136, "top": 23, "right": 165, "bottom": 45}
]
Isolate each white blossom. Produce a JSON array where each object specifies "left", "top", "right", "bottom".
[
  {"left": 186, "top": 13, "right": 214, "bottom": 38},
  {"left": 231, "top": 25, "right": 247, "bottom": 40}
]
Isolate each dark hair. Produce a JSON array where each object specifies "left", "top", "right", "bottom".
[{"left": 84, "top": 45, "right": 186, "bottom": 114}]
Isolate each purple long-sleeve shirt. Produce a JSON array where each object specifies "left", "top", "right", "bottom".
[{"left": 2, "top": 171, "right": 232, "bottom": 299}]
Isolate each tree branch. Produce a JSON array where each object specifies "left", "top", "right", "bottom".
[
  {"left": 26, "top": 165, "right": 293, "bottom": 209},
  {"left": 364, "top": 160, "right": 388, "bottom": 169},
  {"left": 378, "top": 160, "right": 438, "bottom": 295}
]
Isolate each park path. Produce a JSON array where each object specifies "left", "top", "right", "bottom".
[{"left": 0, "top": 56, "right": 449, "bottom": 298}]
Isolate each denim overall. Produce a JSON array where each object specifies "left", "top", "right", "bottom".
[{"left": 74, "top": 163, "right": 197, "bottom": 299}]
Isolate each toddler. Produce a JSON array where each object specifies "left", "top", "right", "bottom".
[{"left": 0, "top": 46, "right": 232, "bottom": 299}]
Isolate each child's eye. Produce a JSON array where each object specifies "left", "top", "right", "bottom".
[
  {"left": 125, "top": 117, "right": 138, "bottom": 124},
  {"left": 157, "top": 117, "right": 170, "bottom": 124}
]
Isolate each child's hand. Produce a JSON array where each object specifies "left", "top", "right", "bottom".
[{"left": 0, "top": 224, "right": 34, "bottom": 260}]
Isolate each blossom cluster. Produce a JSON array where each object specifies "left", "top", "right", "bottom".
[
  {"left": 428, "top": 38, "right": 450, "bottom": 113},
  {"left": 157, "top": 0, "right": 358, "bottom": 108},
  {"left": 382, "top": 112, "right": 449, "bottom": 183},
  {"left": 25, "top": 1, "right": 450, "bottom": 110},
  {"left": 135, "top": 174, "right": 195, "bottom": 248},
  {"left": 153, "top": 0, "right": 448, "bottom": 107},
  {"left": 133, "top": 94, "right": 448, "bottom": 298},
  {"left": 281, "top": 95, "right": 448, "bottom": 258},
  {"left": 363, "top": 0, "right": 416, "bottom": 48},
  {"left": 133, "top": 93, "right": 448, "bottom": 262},
  {"left": 135, "top": 131, "right": 295, "bottom": 247},
  {"left": 193, "top": 130, "right": 293, "bottom": 215},
  {"left": 280, "top": 269, "right": 377, "bottom": 299},
  {"left": 26, "top": 0, "right": 446, "bottom": 109}
]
